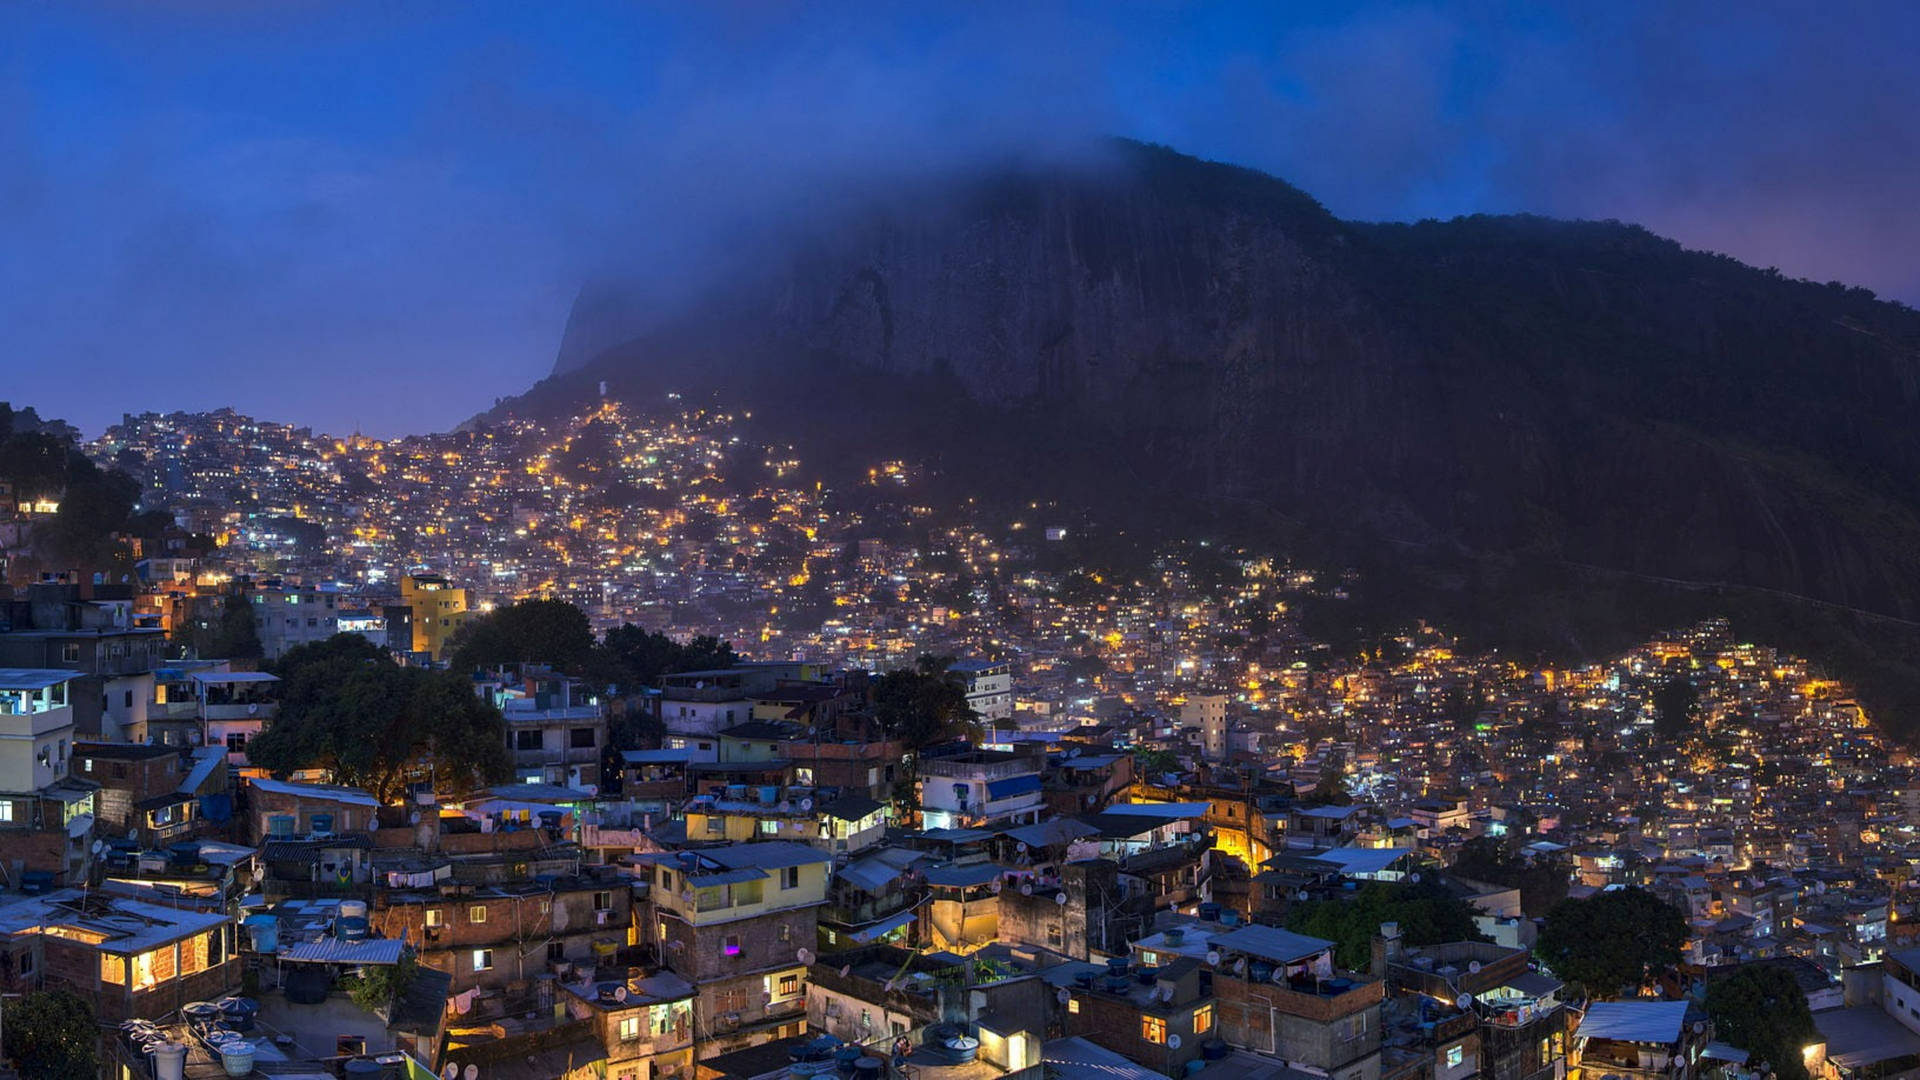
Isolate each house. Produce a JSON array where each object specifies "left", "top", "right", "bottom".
[
  {"left": 1572, "top": 1001, "right": 1711, "bottom": 1080},
  {"left": 0, "top": 668, "right": 97, "bottom": 888},
  {"left": 0, "top": 889, "right": 239, "bottom": 1021},
  {"left": 639, "top": 842, "right": 831, "bottom": 1059},
  {"left": 919, "top": 750, "right": 1045, "bottom": 830},
  {"left": 370, "top": 870, "right": 630, "bottom": 994}
]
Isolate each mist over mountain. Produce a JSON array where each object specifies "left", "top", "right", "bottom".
[{"left": 500, "top": 139, "right": 1920, "bottom": 723}]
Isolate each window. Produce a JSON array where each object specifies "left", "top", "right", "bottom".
[
  {"left": 1047, "top": 923, "right": 1062, "bottom": 947},
  {"left": 227, "top": 732, "right": 248, "bottom": 753},
  {"left": 778, "top": 973, "right": 800, "bottom": 996},
  {"left": 594, "top": 891, "right": 613, "bottom": 911},
  {"left": 704, "top": 816, "right": 725, "bottom": 836},
  {"left": 618, "top": 1016, "right": 642, "bottom": 1041},
  {"left": 0, "top": 803, "right": 12, "bottom": 823},
  {"left": 513, "top": 730, "right": 542, "bottom": 751},
  {"left": 778, "top": 924, "right": 792, "bottom": 943},
  {"left": 723, "top": 935, "right": 742, "bottom": 957},
  {"left": 62, "top": 643, "right": 80, "bottom": 664},
  {"left": 1068, "top": 998, "right": 1080, "bottom": 1014},
  {"left": 759, "top": 819, "right": 779, "bottom": 836},
  {"left": 781, "top": 866, "right": 800, "bottom": 890},
  {"left": 570, "top": 727, "right": 596, "bottom": 748},
  {"left": 697, "top": 742, "right": 712, "bottom": 751},
  {"left": 548, "top": 942, "right": 565, "bottom": 962},
  {"left": 16, "top": 951, "right": 32, "bottom": 976},
  {"left": 1447, "top": 1046, "right": 1465, "bottom": 1069},
  {"left": 1141, "top": 1016, "right": 1167, "bottom": 1044},
  {"left": 425, "top": 909, "right": 443, "bottom": 928},
  {"left": 124, "top": 690, "right": 134, "bottom": 708},
  {"left": 472, "top": 949, "right": 493, "bottom": 971},
  {"left": 1195, "top": 1004, "right": 1214, "bottom": 1035},
  {"left": 469, "top": 905, "right": 488, "bottom": 924}
]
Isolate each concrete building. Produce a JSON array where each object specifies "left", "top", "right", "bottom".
[
  {"left": 919, "top": 750, "right": 1045, "bottom": 830},
  {"left": 640, "top": 842, "right": 830, "bottom": 1060},
  {"left": 491, "top": 671, "right": 608, "bottom": 789},
  {"left": 1184, "top": 694, "right": 1229, "bottom": 762},
  {"left": 1571, "top": 1001, "right": 1710, "bottom": 1080},
  {"left": 951, "top": 659, "right": 1015, "bottom": 724},
  {"left": 400, "top": 573, "right": 468, "bottom": 660}
]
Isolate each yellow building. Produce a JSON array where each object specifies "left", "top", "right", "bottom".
[{"left": 401, "top": 574, "right": 469, "bottom": 660}]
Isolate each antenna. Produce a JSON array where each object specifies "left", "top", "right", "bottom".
[
  {"left": 1206, "top": 950, "right": 1221, "bottom": 966},
  {"left": 797, "top": 948, "right": 815, "bottom": 965},
  {"left": 1456, "top": 993, "right": 1474, "bottom": 1011}
]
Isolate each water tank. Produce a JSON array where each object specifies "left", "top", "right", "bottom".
[
  {"left": 944, "top": 1036, "right": 980, "bottom": 1065},
  {"left": 833, "top": 1045, "right": 863, "bottom": 1075},
  {"left": 220, "top": 1041, "right": 256, "bottom": 1078},
  {"left": 339, "top": 899, "right": 370, "bottom": 920},
  {"left": 726, "top": 784, "right": 749, "bottom": 800},
  {"left": 182, "top": 1001, "right": 222, "bottom": 1025},
  {"left": 151, "top": 1043, "right": 187, "bottom": 1080},
  {"left": 1249, "top": 962, "right": 1275, "bottom": 983},
  {"left": 1198, "top": 902, "right": 1222, "bottom": 921},
  {"left": 243, "top": 914, "right": 278, "bottom": 953},
  {"left": 852, "top": 1058, "right": 884, "bottom": 1080},
  {"left": 337, "top": 917, "right": 371, "bottom": 941},
  {"left": 217, "top": 997, "right": 259, "bottom": 1032},
  {"left": 760, "top": 786, "right": 779, "bottom": 805}
]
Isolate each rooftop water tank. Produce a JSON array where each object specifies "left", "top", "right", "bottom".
[{"left": 151, "top": 1042, "right": 188, "bottom": 1080}]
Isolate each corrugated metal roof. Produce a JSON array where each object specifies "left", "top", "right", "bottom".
[
  {"left": 0, "top": 669, "right": 75, "bottom": 690},
  {"left": 1209, "top": 924, "right": 1334, "bottom": 964},
  {"left": 1576, "top": 1001, "right": 1692, "bottom": 1045},
  {"left": 847, "top": 910, "right": 917, "bottom": 942},
  {"left": 281, "top": 937, "right": 407, "bottom": 965},
  {"left": 923, "top": 864, "right": 1005, "bottom": 888}
]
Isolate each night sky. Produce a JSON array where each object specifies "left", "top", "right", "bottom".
[{"left": 5, "top": 2, "right": 1917, "bottom": 437}]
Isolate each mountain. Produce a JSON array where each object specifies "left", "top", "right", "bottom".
[{"left": 503, "top": 139, "right": 1920, "bottom": 725}]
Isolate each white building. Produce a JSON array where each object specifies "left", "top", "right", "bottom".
[
  {"left": 918, "top": 750, "right": 1043, "bottom": 830},
  {"left": 949, "top": 659, "right": 1013, "bottom": 724},
  {"left": 1183, "top": 694, "right": 1228, "bottom": 761}
]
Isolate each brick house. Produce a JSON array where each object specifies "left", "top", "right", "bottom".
[
  {"left": 0, "top": 890, "right": 238, "bottom": 1021},
  {"left": 370, "top": 871, "right": 631, "bottom": 994}
]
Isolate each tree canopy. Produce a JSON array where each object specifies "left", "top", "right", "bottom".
[
  {"left": 591, "top": 624, "right": 738, "bottom": 693},
  {"left": 873, "top": 655, "right": 980, "bottom": 750},
  {"left": 1, "top": 989, "right": 99, "bottom": 1080},
  {"left": 1535, "top": 887, "right": 1688, "bottom": 998},
  {"left": 250, "top": 634, "right": 510, "bottom": 801},
  {"left": 177, "top": 594, "right": 264, "bottom": 660},
  {"left": 1705, "top": 964, "right": 1818, "bottom": 1080},
  {"left": 1283, "top": 880, "right": 1487, "bottom": 971},
  {"left": 1450, "top": 836, "right": 1571, "bottom": 917},
  {"left": 449, "top": 597, "right": 596, "bottom": 673}
]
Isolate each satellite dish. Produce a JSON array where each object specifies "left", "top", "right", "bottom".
[
  {"left": 91, "top": 839, "right": 105, "bottom": 855},
  {"left": 840, "top": 965, "right": 852, "bottom": 978},
  {"left": 442, "top": 1066, "right": 458, "bottom": 1080},
  {"left": 1168, "top": 1034, "right": 1182, "bottom": 1050},
  {"left": 1017, "top": 842, "right": 1030, "bottom": 854},
  {"left": 800, "top": 798, "right": 814, "bottom": 811},
  {"left": 615, "top": 987, "right": 628, "bottom": 1002},
  {"left": 797, "top": 948, "right": 815, "bottom": 965},
  {"left": 1057, "top": 988, "right": 1071, "bottom": 1004},
  {"left": 1456, "top": 994, "right": 1474, "bottom": 1011},
  {"left": 1021, "top": 882, "right": 1034, "bottom": 896},
  {"left": 367, "top": 817, "right": 379, "bottom": 832},
  {"left": 1467, "top": 960, "right": 1481, "bottom": 973},
  {"left": 1206, "top": 950, "right": 1221, "bottom": 966},
  {"left": 410, "top": 812, "right": 421, "bottom": 825},
  {"left": 1297, "top": 891, "right": 1310, "bottom": 902},
  {"left": 990, "top": 879, "right": 1003, "bottom": 894},
  {"left": 1234, "top": 959, "right": 1247, "bottom": 976},
  {"left": 1056, "top": 892, "right": 1068, "bottom": 906},
  {"left": 464, "top": 1066, "right": 480, "bottom": 1080},
  {"left": 1693, "top": 1021, "right": 1707, "bottom": 1034},
  {"left": 1410, "top": 871, "right": 1422, "bottom": 883}
]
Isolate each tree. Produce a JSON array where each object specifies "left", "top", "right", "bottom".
[
  {"left": 1284, "top": 880, "right": 1488, "bottom": 971},
  {"left": 449, "top": 598, "right": 596, "bottom": 674},
  {"left": 1, "top": 989, "right": 99, "bottom": 1080},
  {"left": 1706, "top": 964, "right": 1817, "bottom": 1080},
  {"left": 1450, "top": 836, "right": 1571, "bottom": 917},
  {"left": 1652, "top": 677, "right": 1700, "bottom": 739},
  {"left": 1536, "top": 887, "right": 1688, "bottom": 998},
  {"left": 590, "top": 624, "right": 738, "bottom": 694},
  {"left": 250, "top": 635, "right": 510, "bottom": 801},
  {"left": 208, "top": 594, "right": 264, "bottom": 659},
  {"left": 340, "top": 955, "right": 419, "bottom": 1015},
  {"left": 872, "top": 655, "right": 980, "bottom": 750}
]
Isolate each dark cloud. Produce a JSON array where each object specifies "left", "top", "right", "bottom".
[{"left": 2, "top": 2, "right": 1915, "bottom": 436}]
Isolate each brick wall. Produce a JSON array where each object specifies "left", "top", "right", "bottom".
[
  {"left": 1064, "top": 987, "right": 1206, "bottom": 1076},
  {"left": 374, "top": 884, "right": 629, "bottom": 993}
]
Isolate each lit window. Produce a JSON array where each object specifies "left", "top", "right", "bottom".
[
  {"left": 425, "top": 909, "right": 443, "bottom": 927},
  {"left": 779, "top": 973, "right": 800, "bottom": 996},
  {"left": 473, "top": 949, "right": 493, "bottom": 971},
  {"left": 1448, "top": 1046, "right": 1465, "bottom": 1069},
  {"left": 1068, "top": 998, "right": 1080, "bottom": 1014},
  {"left": 1194, "top": 1004, "right": 1213, "bottom": 1035},
  {"left": 724, "top": 935, "right": 742, "bottom": 956},
  {"left": 469, "top": 905, "right": 487, "bottom": 923},
  {"left": 618, "top": 1016, "right": 642, "bottom": 1040},
  {"left": 1142, "top": 1016, "right": 1167, "bottom": 1044}
]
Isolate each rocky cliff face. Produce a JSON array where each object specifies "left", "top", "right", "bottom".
[{"left": 527, "top": 141, "right": 1920, "bottom": 703}]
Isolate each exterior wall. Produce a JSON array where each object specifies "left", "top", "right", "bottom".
[
  {"left": 1214, "top": 971, "right": 1383, "bottom": 1080},
  {"left": 401, "top": 577, "right": 468, "bottom": 660},
  {"left": 248, "top": 787, "right": 373, "bottom": 842},
  {"left": 1064, "top": 988, "right": 1210, "bottom": 1077},
  {"left": 660, "top": 697, "right": 752, "bottom": 738},
  {"left": 0, "top": 702, "right": 75, "bottom": 792},
  {"left": 372, "top": 884, "right": 629, "bottom": 994},
  {"left": 41, "top": 931, "right": 239, "bottom": 1022},
  {"left": 654, "top": 909, "right": 813, "bottom": 1058}
]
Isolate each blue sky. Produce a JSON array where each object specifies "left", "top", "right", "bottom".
[{"left": 5, "top": 2, "right": 1916, "bottom": 436}]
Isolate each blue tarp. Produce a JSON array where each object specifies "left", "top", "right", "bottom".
[
  {"left": 198, "top": 793, "right": 233, "bottom": 824},
  {"left": 985, "top": 774, "right": 1042, "bottom": 800}
]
